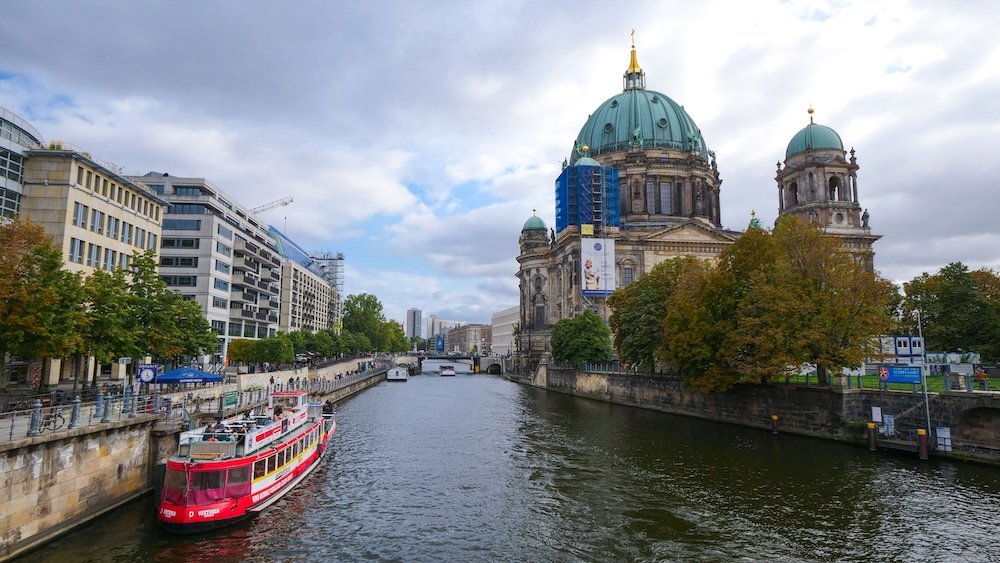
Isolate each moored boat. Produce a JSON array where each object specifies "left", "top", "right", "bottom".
[
  {"left": 386, "top": 366, "right": 409, "bottom": 381},
  {"left": 439, "top": 365, "right": 456, "bottom": 376},
  {"left": 156, "top": 389, "right": 336, "bottom": 534}
]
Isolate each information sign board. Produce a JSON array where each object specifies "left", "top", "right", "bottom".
[{"left": 878, "top": 365, "right": 922, "bottom": 384}]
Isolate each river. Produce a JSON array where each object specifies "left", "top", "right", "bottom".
[{"left": 22, "top": 372, "right": 1000, "bottom": 562}]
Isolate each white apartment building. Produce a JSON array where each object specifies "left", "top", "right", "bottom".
[
  {"left": 270, "top": 227, "right": 338, "bottom": 333},
  {"left": 129, "top": 172, "right": 280, "bottom": 365},
  {"left": 490, "top": 305, "right": 518, "bottom": 357}
]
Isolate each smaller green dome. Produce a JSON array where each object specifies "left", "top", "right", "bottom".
[
  {"left": 786, "top": 122, "right": 844, "bottom": 159},
  {"left": 575, "top": 156, "right": 600, "bottom": 167},
  {"left": 522, "top": 214, "right": 547, "bottom": 231}
]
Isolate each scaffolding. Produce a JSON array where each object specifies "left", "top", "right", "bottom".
[{"left": 310, "top": 251, "right": 345, "bottom": 331}]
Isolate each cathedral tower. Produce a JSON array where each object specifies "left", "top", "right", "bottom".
[{"left": 775, "top": 108, "right": 880, "bottom": 270}]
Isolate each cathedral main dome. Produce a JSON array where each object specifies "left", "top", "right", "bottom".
[
  {"left": 574, "top": 89, "right": 708, "bottom": 161},
  {"left": 571, "top": 40, "right": 708, "bottom": 163}
]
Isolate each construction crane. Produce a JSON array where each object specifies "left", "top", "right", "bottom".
[{"left": 250, "top": 196, "right": 293, "bottom": 214}]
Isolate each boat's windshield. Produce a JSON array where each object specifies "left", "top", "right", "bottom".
[
  {"left": 161, "top": 468, "right": 187, "bottom": 505},
  {"left": 163, "top": 465, "right": 254, "bottom": 506}
]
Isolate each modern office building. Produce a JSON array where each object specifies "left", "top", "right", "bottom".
[
  {"left": 22, "top": 148, "right": 167, "bottom": 276},
  {"left": 1, "top": 107, "right": 44, "bottom": 218},
  {"left": 128, "top": 172, "right": 280, "bottom": 365},
  {"left": 490, "top": 305, "right": 518, "bottom": 357},
  {"left": 406, "top": 308, "right": 422, "bottom": 340}
]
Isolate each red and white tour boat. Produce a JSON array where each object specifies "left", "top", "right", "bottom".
[{"left": 157, "top": 389, "right": 336, "bottom": 533}]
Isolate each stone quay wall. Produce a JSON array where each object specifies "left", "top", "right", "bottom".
[
  {"left": 0, "top": 416, "right": 157, "bottom": 561},
  {"left": 533, "top": 367, "right": 1000, "bottom": 460}
]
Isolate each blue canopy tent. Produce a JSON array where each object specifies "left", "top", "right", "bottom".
[{"left": 155, "top": 367, "right": 223, "bottom": 384}]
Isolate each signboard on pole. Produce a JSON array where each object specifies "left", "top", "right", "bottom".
[{"left": 878, "top": 365, "right": 922, "bottom": 384}]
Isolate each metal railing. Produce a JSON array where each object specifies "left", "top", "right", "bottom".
[{"left": 0, "top": 366, "right": 387, "bottom": 443}]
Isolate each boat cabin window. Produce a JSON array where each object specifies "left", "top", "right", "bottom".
[
  {"left": 189, "top": 469, "right": 226, "bottom": 504},
  {"left": 254, "top": 457, "right": 267, "bottom": 480},
  {"left": 226, "top": 465, "right": 252, "bottom": 497},
  {"left": 162, "top": 468, "right": 188, "bottom": 505}
]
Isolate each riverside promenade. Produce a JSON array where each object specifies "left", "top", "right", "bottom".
[{"left": 0, "top": 355, "right": 411, "bottom": 561}]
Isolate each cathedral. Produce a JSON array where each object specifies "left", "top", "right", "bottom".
[{"left": 516, "top": 38, "right": 879, "bottom": 365}]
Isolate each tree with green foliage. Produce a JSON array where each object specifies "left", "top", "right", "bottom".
[
  {"left": 380, "top": 320, "right": 408, "bottom": 353},
  {"left": 608, "top": 256, "right": 705, "bottom": 372},
  {"left": 651, "top": 216, "right": 894, "bottom": 391},
  {"left": 902, "top": 263, "right": 1000, "bottom": 361},
  {"left": 343, "top": 293, "right": 384, "bottom": 349},
  {"left": 732, "top": 217, "right": 894, "bottom": 386},
  {"left": 550, "top": 310, "right": 613, "bottom": 365},
  {"left": 81, "top": 268, "right": 134, "bottom": 387},
  {"left": 0, "top": 218, "right": 85, "bottom": 389},
  {"left": 126, "top": 250, "right": 216, "bottom": 364},
  {"left": 313, "top": 331, "right": 336, "bottom": 357},
  {"left": 340, "top": 330, "right": 371, "bottom": 355},
  {"left": 227, "top": 339, "right": 256, "bottom": 365},
  {"left": 256, "top": 333, "right": 294, "bottom": 365}
]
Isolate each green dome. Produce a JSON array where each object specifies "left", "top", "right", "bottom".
[
  {"left": 575, "top": 156, "right": 601, "bottom": 167},
  {"left": 573, "top": 88, "right": 708, "bottom": 161},
  {"left": 522, "top": 215, "right": 546, "bottom": 231},
  {"left": 785, "top": 122, "right": 843, "bottom": 159}
]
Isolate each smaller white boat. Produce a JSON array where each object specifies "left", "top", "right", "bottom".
[
  {"left": 386, "top": 366, "right": 409, "bottom": 381},
  {"left": 439, "top": 365, "right": 456, "bottom": 376}
]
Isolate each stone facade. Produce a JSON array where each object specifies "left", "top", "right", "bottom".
[{"left": 0, "top": 418, "right": 155, "bottom": 560}]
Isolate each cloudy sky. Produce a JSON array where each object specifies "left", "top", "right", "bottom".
[{"left": 2, "top": 1, "right": 998, "bottom": 327}]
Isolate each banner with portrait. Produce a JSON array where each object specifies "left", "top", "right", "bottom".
[{"left": 581, "top": 237, "right": 616, "bottom": 296}]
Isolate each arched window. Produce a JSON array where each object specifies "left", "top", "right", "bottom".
[
  {"left": 788, "top": 181, "right": 799, "bottom": 206},
  {"left": 828, "top": 176, "right": 840, "bottom": 201}
]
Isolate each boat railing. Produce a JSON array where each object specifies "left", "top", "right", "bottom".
[{"left": 186, "top": 440, "right": 238, "bottom": 460}]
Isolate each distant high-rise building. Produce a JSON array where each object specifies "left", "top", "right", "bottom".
[
  {"left": 128, "top": 172, "right": 280, "bottom": 366},
  {"left": 406, "top": 308, "right": 422, "bottom": 339},
  {"left": 426, "top": 315, "right": 464, "bottom": 339}
]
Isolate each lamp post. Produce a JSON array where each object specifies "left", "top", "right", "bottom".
[{"left": 916, "top": 309, "right": 932, "bottom": 441}]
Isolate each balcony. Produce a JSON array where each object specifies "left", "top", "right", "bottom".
[
  {"left": 268, "top": 313, "right": 278, "bottom": 323},
  {"left": 234, "top": 238, "right": 260, "bottom": 257},
  {"left": 255, "top": 311, "right": 268, "bottom": 320},
  {"left": 240, "top": 309, "right": 254, "bottom": 319}
]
